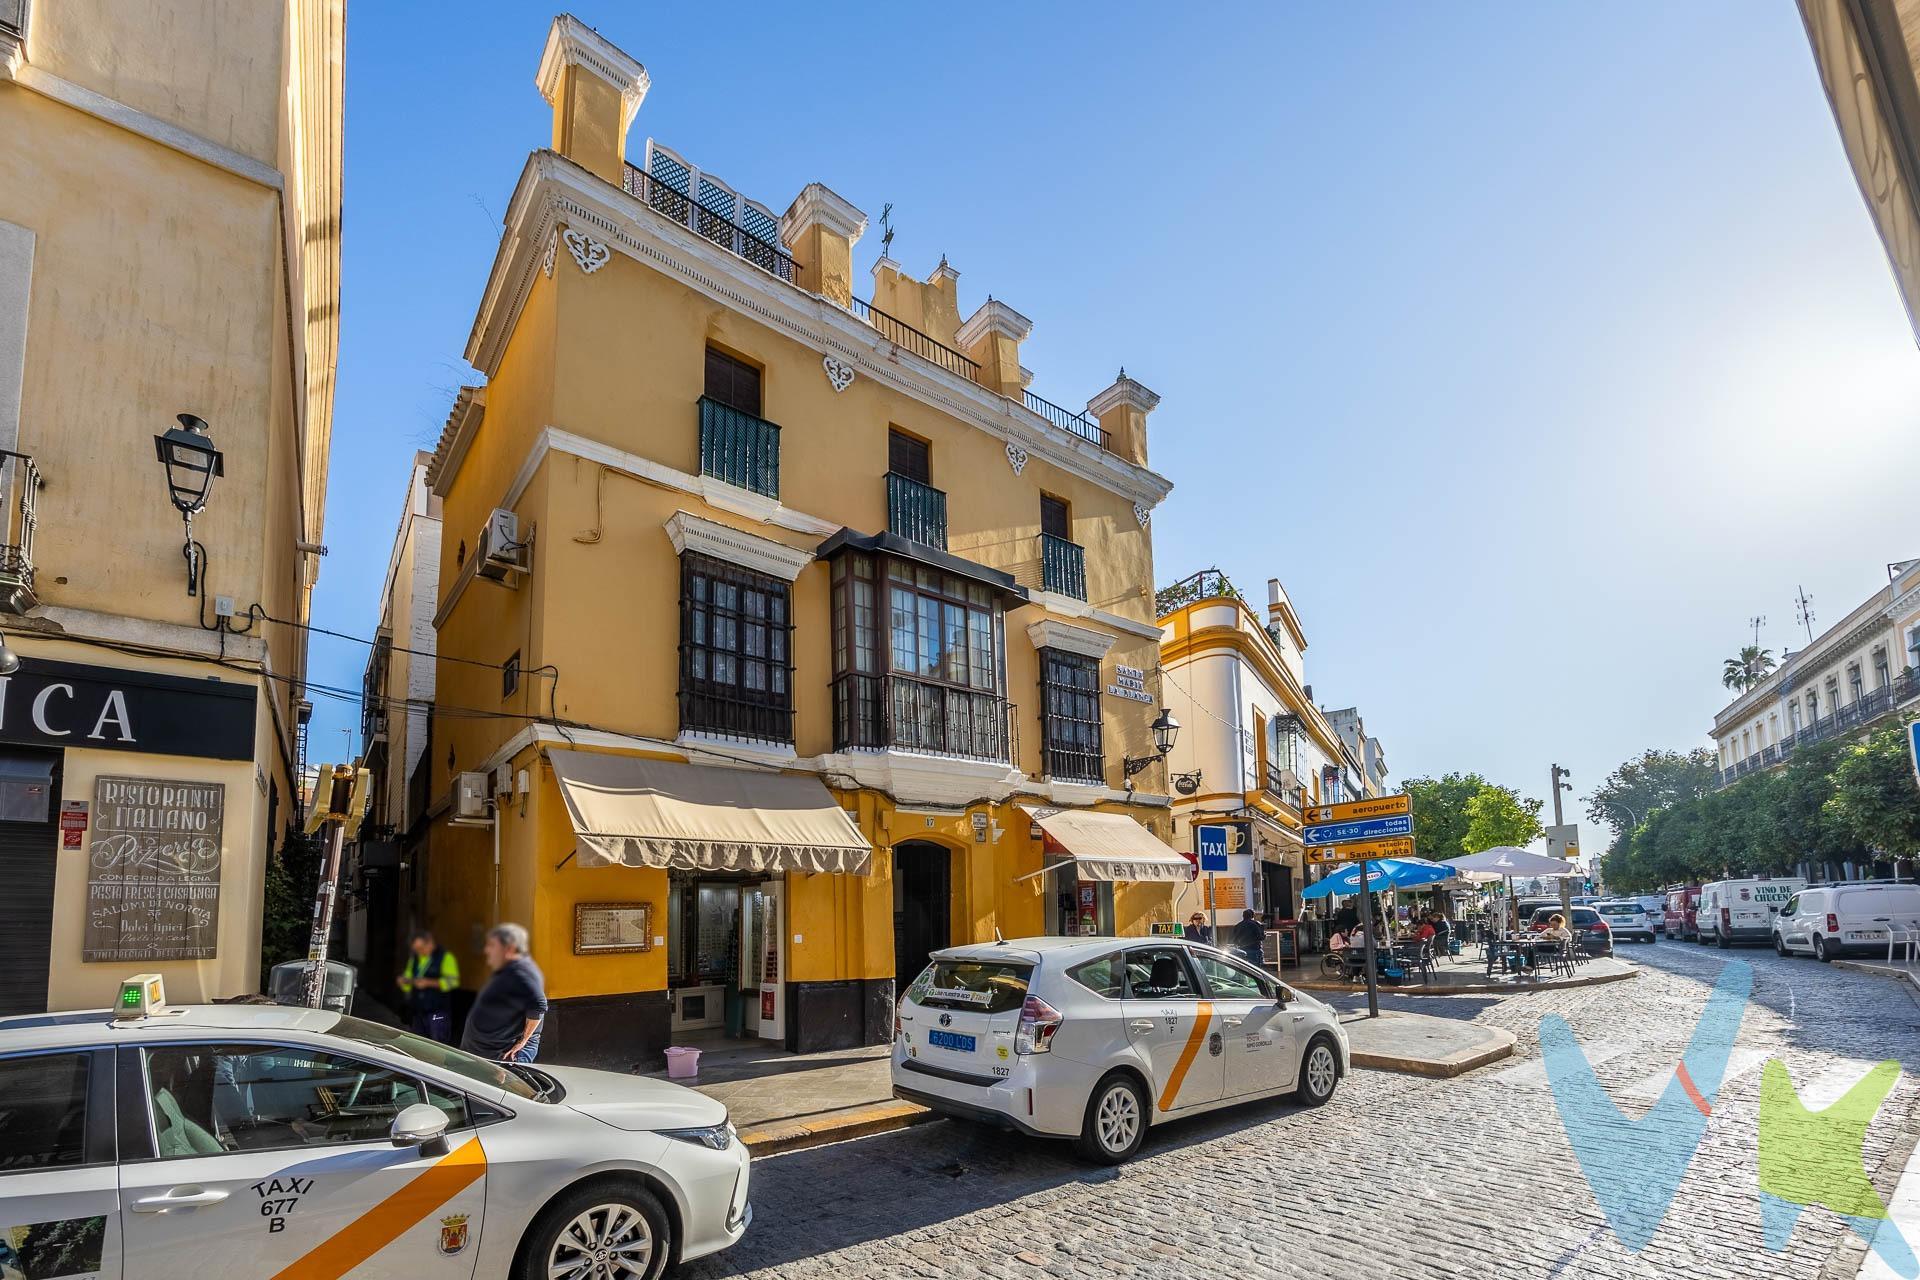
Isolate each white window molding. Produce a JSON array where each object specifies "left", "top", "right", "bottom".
[
  {"left": 665, "top": 510, "right": 814, "bottom": 582},
  {"left": 0, "top": 219, "right": 32, "bottom": 453},
  {"left": 1025, "top": 617, "right": 1116, "bottom": 661}
]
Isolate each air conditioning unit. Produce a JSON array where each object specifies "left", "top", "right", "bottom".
[
  {"left": 452, "top": 771, "right": 493, "bottom": 824},
  {"left": 474, "top": 508, "right": 526, "bottom": 582}
]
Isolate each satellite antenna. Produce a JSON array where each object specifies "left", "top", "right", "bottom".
[
  {"left": 1794, "top": 586, "right": 1815, "bottom": 643},
  {"left": 1749, "top": 615, "right": 1765, "bottom": 649},
  {"left": 879, "top": 203, "right": 895, "bottom": 259}
]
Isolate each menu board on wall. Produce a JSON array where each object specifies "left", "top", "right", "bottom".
[
  {"left": 81, "top": 776, "right": 225, "bottom": 962},
  {"left": 573, "top": 902, "right": 654, "bottom": 954}
]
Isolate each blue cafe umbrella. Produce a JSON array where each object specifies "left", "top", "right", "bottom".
[{"left": 1302, "top": 856, "right": 1455, "bottom": 899}]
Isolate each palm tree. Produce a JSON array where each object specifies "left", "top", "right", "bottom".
[{"left": 1721, "top": 645, "right": 1776, "bottom": 692}]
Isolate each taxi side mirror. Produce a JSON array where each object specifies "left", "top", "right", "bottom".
[{"left": 391, "top": 1103, "right": 450, "bottom": 1154}]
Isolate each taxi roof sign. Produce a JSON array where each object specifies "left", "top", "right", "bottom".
[{"left": 116, "top": 973, "right": 166, "bottom": 1020}]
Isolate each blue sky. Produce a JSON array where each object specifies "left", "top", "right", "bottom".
[{"left": 312, "top": 3, "right": 1920, "bottom": 830}]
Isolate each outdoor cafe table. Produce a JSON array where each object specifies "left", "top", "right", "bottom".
[{"left": 1486, "top": 932, "right": 1558, "bottom": 977}]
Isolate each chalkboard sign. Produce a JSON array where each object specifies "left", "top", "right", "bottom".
[
  {"left": 1271, "top": 925, "right": 1300, "bottom": 968},
  {"left": 82, "top": 776, "right": 225, "bottom": 962}
]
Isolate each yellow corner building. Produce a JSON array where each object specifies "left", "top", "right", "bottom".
[{"left": 414, "top": 16, "right": 1191, "bottom": 1066}]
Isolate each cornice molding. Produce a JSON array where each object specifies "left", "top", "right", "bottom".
[
  {"left": 461, "top": 151, "right": 1173, "bottom": 511},
  {"left": 535, "top": 14, "right": 650, "bottom": 135},
  {"left": 779, "top": 181, "right": 866, "bottom": 247},
  {"left": 666, "top": 510, "right": 815, "bottom": 582},
  {"left": 955, "top": 298, "right": 1033, "bottom": 349},
  {"left": 1019, "top": 590, "right": 1162, "bottom": 641},
  {"left": 1088, "top": 371, "right": 1161, "bottom": 417},
  {"left": 1025, "top": 617, "right": 1116, "bottom": 660}
]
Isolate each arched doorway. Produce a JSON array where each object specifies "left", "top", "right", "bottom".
[{"left": 893, "top": 840, "right": 952, "bottom": 986}]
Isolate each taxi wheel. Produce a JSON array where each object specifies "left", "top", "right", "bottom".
[
  {"left": 1294, "top": 1036, "right": 1340, "bottom": 1107},
  {"left": 519, "top": 1179, "right": 670, "bottom": 1280},
  {"left": 1075, "top": 1072, "right": 1148, "bottom": 1165}
]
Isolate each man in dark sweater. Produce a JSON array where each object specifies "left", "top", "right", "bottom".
[{"left": 460, "top": 922, "right": 548, "bottom": 1062}]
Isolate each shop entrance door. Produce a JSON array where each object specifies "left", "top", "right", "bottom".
[
  {"left": 0, "top": 751, "right": 59, "bottom": 1016},
  {"left": 739, "top": 880, "right": 786, "bottom": 1041},
  {"left": 893, "top": 841, "right": 951, "bottom": 986}
]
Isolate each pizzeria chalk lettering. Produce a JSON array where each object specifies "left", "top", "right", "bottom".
[{"left": 82, "top": 775, "right": 225, "bottom": 962}]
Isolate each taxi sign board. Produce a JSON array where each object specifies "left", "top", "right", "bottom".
[
  {"left": 1302, "top": 813, "right": 1413, "bottom": 847},
  {"left": 116, "top": 973, "right": 165, "bottom": 1019},
  {"left": 1308, "top": 837, "right": 1416, "bottom": 866},
  {"left": 1303, "top": 795, "right": 1411, "bottom": 825},
  {"left": 1195, "top": 824, "right": 1231, "bottom": 872}
]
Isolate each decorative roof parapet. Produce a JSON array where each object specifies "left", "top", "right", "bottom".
[
  {"left": 779, "top": 182, "right": 867, "bottom": 247},
  {"left": 536, "top": 14, "right": 651, "bottom": 134},
  {"left": 1088, "top": 368, "right": 1161, "bottom": 416},
  {"left": 955, "top": 298, "right": 1034, "bottom": 348}
]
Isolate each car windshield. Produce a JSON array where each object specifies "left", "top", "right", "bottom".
[
  {"left": 1597, "top": 903, "right": 1640, "bottom": 916},
  {"left": 908, "top": 959, "right": 1033, "bottom": 1014},
  {"left": 326, "top": 1015, "right": 540, "bottom": 1099}
]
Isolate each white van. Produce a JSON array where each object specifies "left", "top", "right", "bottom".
[
  {"left": 1774, "top": 882, "right": 1920, "bottom": 960},
  {"left": 1698, "top": 877, "right": 1805, "bottom": 948}
]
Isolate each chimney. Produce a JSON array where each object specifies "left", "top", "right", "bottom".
[
  {"left": 1268, "top": 578, "right": 1283, "bottom": 626},
  {"left": 1087, "top": 369, "right": 1160, "bottom": 466},
  {"left": 780, "top": 183, "right": 866, "bottom": 306},
  {"left": 535, "top": 15, "right": 649, "bottom": 187},
  {"left": 955, "top": 296, "right": 1033, "bottom": 398},
  {"left": 869, "top": 259, "right": 963, "bottom": 349}
]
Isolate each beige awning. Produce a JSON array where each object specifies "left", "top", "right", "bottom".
[
  {"left": 1022, "top": 806, "right": 1194, "bottom": 882},
  {"left": 548, "top": 749, "right": 872, "bottom": 874}
]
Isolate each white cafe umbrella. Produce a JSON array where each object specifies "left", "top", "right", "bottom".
[{"left": 1444, "top": 846, "right": 1584, "bottom": 933}]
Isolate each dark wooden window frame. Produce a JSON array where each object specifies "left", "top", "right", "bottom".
[
  {"left": 1040, "top": 493, "right": 1071, "bottom": 539},
  {"left": 678, "top": 552, "right": 794, "bottom": 744},
  {"left": 502, "top": 650, "right": 520, "bottom": 699},
  {"left": 1039, "top": 648, "right": 1104, "bottom": 783},
  {"left": 704, "top": 346, "right": 763, "bottom": 416},
  {"left": 888, "top": 428, "right": 932, "bottom": 485}
]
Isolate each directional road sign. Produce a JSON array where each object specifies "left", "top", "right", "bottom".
[
  {"left": 1303, "top": 795, "right": 1411, "bottom": 825},
  {"left": 1195, "top": 824, "right": 1231, "bottom": 872},
  {"left": 1307, "top": 836, "right": 1416, "bottom": 866},
  {"left": 1909, "top": 718, "right": 1920, "bottom": 788},
  {"left": 1302, "top": 813, "right": 1414, "bottom": 847}
]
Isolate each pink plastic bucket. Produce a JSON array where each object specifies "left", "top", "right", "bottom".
[{"left": 664, "top": 1046, "right": 701, "bottom": 1079}]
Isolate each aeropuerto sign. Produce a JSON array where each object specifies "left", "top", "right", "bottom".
[{"left": 0, "top": 657, "right": 256, "bottom": 760}]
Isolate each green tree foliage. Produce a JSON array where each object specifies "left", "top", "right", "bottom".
[
  {"left": 1402, "top": 772, "right": 1485, "bottom": 860},
  {"left": 1722, "top": 645, "right": 1777, "bottom": 692},
  {"left": 1827, "top": 721, "right": 1920, "bottom": 856},
  {"left": 1462, "top": 784, "right": 1545, "bottom": 853},
  {"left": 1585, "top": 748, "right": 1718, "bottom": 843},
  {"left": 259, "top": 829, "right": 324, "bottom": 990},
  {"left": 1598, "top": 731, "right": 1907, "bottom": 893}
]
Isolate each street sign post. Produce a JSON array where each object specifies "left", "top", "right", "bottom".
[
  {"left": 1307, "top": 836, "right": 1415, "bottom": 866},
  {"left": 1302, "top": 813, "right": 1413, "bottom": 847},
  {"left": 1195, "top": 824, "right": 1231, "bottom": 872},
  {"left": 1303, "top": 795, "right": 1411, "bottom": 825}
]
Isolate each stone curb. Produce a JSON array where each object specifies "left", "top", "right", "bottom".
[
  {"left": 737, "top": 1100, "right": 933, "bottom": 1157},
  {"left": 1834, "top": 959, "right": 1920, "bottom": 992},
  {"left": 1348, "top": 1026, "right": 1517, "bottom": 1078},
  {"left": 1291, "top": 966, "right": 1640, "bottom": 998}
]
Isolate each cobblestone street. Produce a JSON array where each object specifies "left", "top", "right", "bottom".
[{"left": 684, "top": 944, "right": 1920, "bottom": 1280}]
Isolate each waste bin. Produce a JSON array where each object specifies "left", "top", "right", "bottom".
[{"left": 269, "top": 959, "right": 356, "bottom": 1014}]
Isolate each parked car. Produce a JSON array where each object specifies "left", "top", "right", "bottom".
[
  {"left": 1664, "top": 884, "right": 1702, "bottom": 941},
  {"left": 1525, "top": 905, "right": 1614, "bottom": 956},
  {"left": 1697, "top": 876, "right": 1806, "bottom": 948},
  {"left": 890, "top": 937, "right": 1349, "bottom": 1164},
  {"left": 1594, "top": 900, "right": 1657, "bottom": 943},
  {"left": 1774, "top": 882, "right": 1920, "bottom": 961},
  {"left": 1634, "top": 894, "right": 1669, "bottom": 933},
  {"left": 0, "top": 976, "right": 751, "bottom": 1280}
]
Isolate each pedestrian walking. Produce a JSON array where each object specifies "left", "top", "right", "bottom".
[
  {"left": 1184, "top": 912, "right": 1213, "bottom": 946},
  {"left": 460, "top": 922, "right": 548, "bottom": 1062},
  {"left": 397, "top": 928, "right": 459, "bottom": 1043},
  {"left": 1230, "top": 909, "right": 1265, "bottom": 968}
]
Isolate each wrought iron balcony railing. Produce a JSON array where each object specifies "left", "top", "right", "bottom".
[
  {"left": 1040, "top": 532, "right": 1086, "bottom": 600},
  {"left": 886, "top": 471, "right": 947, "bottom": 550},
  {"left": 1263, "top": 763, "right": 1304, "bottom": 810},
  {"left": 623, "top": 164, "right": 798, "bottom": 283},
  {"left": 1023, "top": 390, "right": 1110, "bottom": 449},
  {"left": 698, "top": 397, "right": 781, "bottom": 498},
  {"left": 1898, "top": 669, "right": 1920, "bottom": 705},
  {"left": 831, "top": 672, "right": 1011, "bottom": 762},
  {"left": 848, "top": 296, "right": 980, "bottom": 382},
  {"left": 0, "top": 450, "right": 42, "bottom": 615}
]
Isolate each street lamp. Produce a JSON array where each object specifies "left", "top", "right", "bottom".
[
  {"left": 153, "top": 413, "right": 223, "bottom": 596},
  {"left": 1124, "top": 708, "right": 1180, "bottom": 779}
]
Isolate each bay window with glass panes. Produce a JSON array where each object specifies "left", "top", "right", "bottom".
[
  {"left": 678, "top": 552, "right": 793, "bottom": 744},
  {"left": 830, "top": 553, "right": 1009, "bottom": 761}
]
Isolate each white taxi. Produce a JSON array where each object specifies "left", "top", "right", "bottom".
[
  {"left": 0, "top": 976, "right": 749, "bottom": 1280},
  {"left": 891, "top": 937, "right": 1350, "bottom": 1164}
]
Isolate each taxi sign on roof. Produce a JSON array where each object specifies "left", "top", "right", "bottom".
[{"left": 116, "top": 973, "right": 165, "bottom": 1019}]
